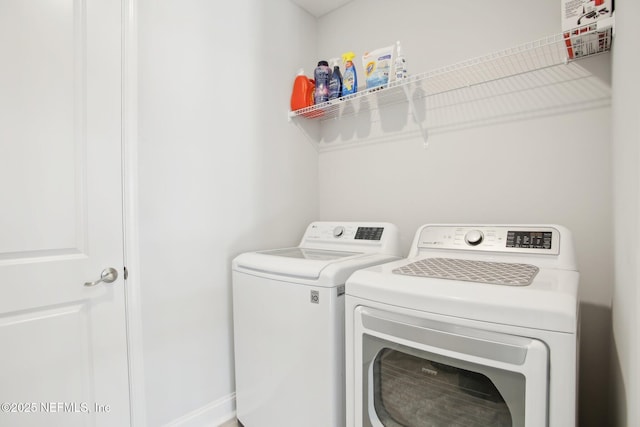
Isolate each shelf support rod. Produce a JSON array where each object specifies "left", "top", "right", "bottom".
[{"left": 402, "top": 84, "right": 429, "bottom": 148}]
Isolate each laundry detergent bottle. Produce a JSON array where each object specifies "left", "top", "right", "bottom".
[
  {"left": 290, "top": 69, "right": 315, "bottom": 111},
  {"left": 314, "top": 60, "right": 331, "bottom": 104},
  {"left": 328, "top": 58, "right": 342, "bottom": 100},
  {"left": 341, "top": 52, "right": 357, "bottom": 96}
]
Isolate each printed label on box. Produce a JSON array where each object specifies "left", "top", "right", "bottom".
[{"left": 564, "top": 26, "right": 612, "bottom": 59}]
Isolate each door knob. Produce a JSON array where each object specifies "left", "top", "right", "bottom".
[{"left": 84, "top": 268, "right": 118, "bottom": 287}]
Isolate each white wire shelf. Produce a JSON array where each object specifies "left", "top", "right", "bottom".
[{"left": 288, "top": 23, "right": 613, "bottom": 125}]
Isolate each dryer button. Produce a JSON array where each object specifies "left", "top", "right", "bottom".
[{"left": 333, "top": 226, "right": 345, "bottom": 238}]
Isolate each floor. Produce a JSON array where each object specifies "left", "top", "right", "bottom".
[{"left": 219, "top": 419, "right": 239, "bottom": 427}]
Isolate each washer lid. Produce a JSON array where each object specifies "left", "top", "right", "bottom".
[
  {"left": 233, "top": 248, "right": 362, "bottom": 280},
  {"left": 261, "top": 247, "right": 359, "bottom": 261}
]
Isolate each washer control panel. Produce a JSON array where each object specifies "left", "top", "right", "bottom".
[
  {"left": 300, "top": 222, "right": 400, "bottom": 256},
  {"left": 417, "top": 225, "right": 560, "bottom": 255},
  {"left": 307, "top": 224, "right": 385, "bottom": 241}
]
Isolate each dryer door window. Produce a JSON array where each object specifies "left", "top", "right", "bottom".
[
  {"left": 355, "top": 307, "right": 549, "bottom": 427},
  {"left": 372, "top": 347, "right": 518, "bottom": 427}
]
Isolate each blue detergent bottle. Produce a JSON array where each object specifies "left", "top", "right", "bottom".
[
  {"left": 341, "top": 52, "right": 357, "bottom": 96},
  {"left": 328, "top": 58, "right": 342, "bottom": 100}
]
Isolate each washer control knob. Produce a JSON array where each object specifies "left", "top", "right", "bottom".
[
  {"left": 465, "top": 230, "right": 484, "bottom": 246},
  {"left": 333, "top": 226, "right": 345, "bottom": 238}
]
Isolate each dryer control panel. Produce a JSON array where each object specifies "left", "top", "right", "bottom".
[{"left": 416, "top": 225, "right": 561, "bottom": 256}]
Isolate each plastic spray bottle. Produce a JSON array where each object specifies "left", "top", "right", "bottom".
[
  {"left": 328, "top": 58, "right": 342, "bottom": 100},
  {"left": 341, "top": 52, "right": 358, "bottom": 96},
  {"left": 394, "top": 41, "right": 407, "bottom": 81}
]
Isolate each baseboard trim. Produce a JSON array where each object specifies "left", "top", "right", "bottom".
[{"left": 163, "top": 393, "right": 236, "bottom": 427}]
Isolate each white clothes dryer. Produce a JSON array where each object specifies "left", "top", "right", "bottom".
[
  {"left": 233, "top": 221, "right": 401, "bottom": 427},
  {"left": 345, "top": 224, "right": 580, "bottom": 427}
]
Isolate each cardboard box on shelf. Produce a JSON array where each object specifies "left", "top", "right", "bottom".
[{"left": 561, "top": 0, "right": 614, "bottom": 59}]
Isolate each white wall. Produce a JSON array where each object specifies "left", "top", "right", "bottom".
[
  {"left": 136, "top": 1, "right": 318, "bottom": 424},
  {"left": 611, "top": 0, "right": 640, "bottom": 426},
  {"left": 317, "top": 1, "right": 613, "bottom": 425}
]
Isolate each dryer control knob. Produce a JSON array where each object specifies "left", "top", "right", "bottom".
[
  {"left": 333, "top": 226, "right": 345, "bottom": 238},
  {"left": 465, "top": 230, "right": 484, "bottom": 246}
]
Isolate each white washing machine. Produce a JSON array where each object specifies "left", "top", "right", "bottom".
[
  {"left": 345, "top": 224, "right": 580, "bottom": 427},
  {"left": 232, "top": 221, "right": 401, "bottom": 427}
]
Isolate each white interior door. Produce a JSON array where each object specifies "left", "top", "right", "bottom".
[{"left": 0, "top": 1, "right": 130, "bottom": 426}]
